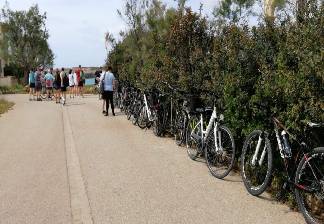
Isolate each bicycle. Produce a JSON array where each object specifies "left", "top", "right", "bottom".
[
  {"left": 240, "top": 103, "right": 324, "bottom": 223},
  {"left": 186, "top": 93, "right": 236, "bottom": 179}
]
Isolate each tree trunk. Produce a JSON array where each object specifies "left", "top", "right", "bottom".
[
  {"left": 264, "top": 0, "right": 276, "bottom": 19},
  {"left": 23, "top": 69, "right": 29, "bottom": 85}
]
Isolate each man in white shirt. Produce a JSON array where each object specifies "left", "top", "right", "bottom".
[{"left": 100, "top": 66, "right": 115, "bottom": 116}]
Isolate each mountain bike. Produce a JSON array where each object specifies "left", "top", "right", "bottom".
[
  {"left": 186, "top": 94, "right": 236, "bottom": 179},
  {"left": 240, "top": 103, "right": 324, "bottom": 223}
]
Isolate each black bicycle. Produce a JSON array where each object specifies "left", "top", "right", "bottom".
[{"left": 240, "top": 104, "right": 323, "bottom": 224}]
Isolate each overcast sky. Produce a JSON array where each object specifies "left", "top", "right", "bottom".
[{"left": 0, "top": 0, "right": 219, "bottom": 68}]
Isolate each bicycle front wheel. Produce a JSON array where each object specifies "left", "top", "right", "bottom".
[
  {"left": 186, "top": 115, "right": 201, "bottom": 160},
  {"left": 205, "top": 125, "right": 235, "bottom": 179},
  {"left": 295, "top": 147, "right": 324, "bottom": 224},
  {"left": 240, "top": 130, "right": 273, "bottom": 196}
]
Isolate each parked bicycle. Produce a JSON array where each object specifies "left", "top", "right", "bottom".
[
  {"left": 186, "top": 92, "right": 236, "bottom": 179},
  {"left": 240, "top": 103, "right": 324, "bottom": 224}
]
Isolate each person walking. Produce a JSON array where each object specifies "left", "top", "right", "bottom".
[
  {"left": 28, "top": 69, "right": 36, "bottom": 101},
  {"left": 100, "top": 66, "right": 115, "bottom": 116},
  {"left": 60, "top": 68, "right": 68, "bottom": 105},
  {"left": 53, "top": 69, "right": 61, "bottom": 103},
  {"left": 68, "top": 69, "right": 75, "bottom": 98}
]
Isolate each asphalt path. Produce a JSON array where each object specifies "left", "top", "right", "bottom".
[{"left": 0, "top": 94, "right": 304, "bottom": 224}]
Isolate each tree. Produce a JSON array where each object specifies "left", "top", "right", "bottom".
[{"left": 1, "top": 4, "right": 54, "bottom": 83}]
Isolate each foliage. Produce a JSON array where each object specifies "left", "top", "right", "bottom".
[
  {"left": 1, "top": 4, "right": 54, "bottom": 83},
  {"left": 0, "top": 84, "right": 27, "bottom": 94},
  {"left": 0, "top": 98, "right": 14, "bottom": 116},
  {"left": 106, "top": 0, "right": 323, "bottom": 206}
]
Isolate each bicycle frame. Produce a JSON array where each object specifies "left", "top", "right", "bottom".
[
  {"left": 191, "top": 105, "right": 223, "bottom": 152},
  {"left": 250, "top": 117, "right": 320, "bottom": 192},
  {"left": 143, "top": 93, "right": 155, "bottom": 122}
]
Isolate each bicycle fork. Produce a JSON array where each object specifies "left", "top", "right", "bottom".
[{"left": 251, "top": 133, "right": 267, "bottom": 166}]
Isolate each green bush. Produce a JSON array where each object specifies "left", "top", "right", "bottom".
[{"left": 107, "top": 0, "right": 323, "bottom": 208}]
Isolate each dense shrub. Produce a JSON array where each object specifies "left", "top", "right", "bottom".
[{"left": 107, "top": 0, "right": 323, "bottom": 205}]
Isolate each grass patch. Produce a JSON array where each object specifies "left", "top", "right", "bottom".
[
  {"left": 0, "top": 99, "right": 14, "bottom": 116},
  {"left": 0, "top": 84, "right": 28, "bottom": 94}
]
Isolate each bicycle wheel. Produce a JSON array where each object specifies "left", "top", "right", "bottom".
[
  {"left": 186, "top": 115, "right": 201, "bottom": 160},
  {"left": 205, "top": 125, "right": 235, "bottom": 179},
  {"left": 138, "top": 105, "right": 148, "bottom": 129},
  {"left": 295, "top": 147, "right": 324, "bottom": 224},
  {"left": 175, "top": 110, "right": 187, "bottom": 146},
  {"left": 241, "top": 130, "right": 273, "bottom": 196},
  {"left": 152, "top": 111, "right": 163, "bottom": 137}
]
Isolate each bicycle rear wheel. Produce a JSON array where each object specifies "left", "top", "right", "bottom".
[
  {"left": 295, "top": 147, "right": 324, "bottom": 224},
  {"left": 175, "top": 110, "right": 187, "bottom": 146},
  {"left": 240, "top": 130, "right": 273, "bottom": 196},
  {"left": 205, "top": 125, "right": 235, "bottom": 179}
]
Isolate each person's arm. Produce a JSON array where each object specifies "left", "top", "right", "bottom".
[{"left": 28, "top": 73, "right": 31, "bottom": 85}]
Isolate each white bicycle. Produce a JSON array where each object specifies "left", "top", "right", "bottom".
[
  {"left": 186, "top": 96, "right": 236, "bottom": 179},
  {"left": 137, "top": 91, "right": 156, "bottom": 129}
]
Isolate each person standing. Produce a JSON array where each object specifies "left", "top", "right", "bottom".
[
  {"left": 44, "top": 68, "right": 55, "bottom": 99},
  {"left": 75, "top": 65, "right": 82, "bottom": 96},
  {"left": 35, "top": 68, "right": 42, "bottom": 101},
  {"left": 60, "top": 68, "right": 68, "bottom": 105},
  {"left": 53, "top": 69, "right": 61, "bottom": 103},
  {"left": 79, "top": 69, "right": 85, "bottom": 97},
  {"left": 28, "top": 69, "right": 36, "bottom": 101},
  {"left": 68, "top": 69, "right": 75, "bottom": 98},
  {"left": 100, "top": 66, "right": 115, "bottom": 116}
]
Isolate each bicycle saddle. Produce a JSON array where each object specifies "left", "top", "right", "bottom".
[{"left": 195, "top": 107, "right": 213, "bottom": 113}]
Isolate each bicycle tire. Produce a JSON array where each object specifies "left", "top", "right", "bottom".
[
  {"left": 175, "top": 110, "right": 187, "bottom": 146},
  {"left": 138, "top": 105, "right": 148, "bottom": 129},
  {"left": 241, "top": 130, "right": 273, "bottom": 196},
  {"left": 205, "top": 125, "right": 235, "bottom": 179},
  {"left": 295, "top": 147, "right": 324, "bottom": 224},
  {"left": 186, "top": 115, "right": 201, "bottom": 161}
]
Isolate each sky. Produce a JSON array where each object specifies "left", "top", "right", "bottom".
[{"left": 0, "top": 0, "right": 219, "bottom": 68}]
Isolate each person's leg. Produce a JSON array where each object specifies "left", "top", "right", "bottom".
[
  {"left": 109, "top": 91, "right": 115, "bottom": 116},
  {"left": 105, "top": 92, "right": 109, "bottom": 116},
  {"left": 29, "top": 87, "right": 32, "bottom": 100},
  {"left": 102, "top": 97, "right": 106, "bottom": 113}
]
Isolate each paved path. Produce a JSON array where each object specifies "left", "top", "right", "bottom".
[{"left": 0, "top": 94, "right": 305, "bottom": 224}]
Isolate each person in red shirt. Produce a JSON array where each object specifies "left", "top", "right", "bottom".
[{"left": 75, "top": 65, "right": 81, "bottom": 96}]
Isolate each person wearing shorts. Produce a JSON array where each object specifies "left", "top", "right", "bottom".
[
  {"left": 53, "top": 69, "right": 61, "bottom": 103},
  {"left": 60, "top": 68, "right": 68, "bottom": 105},
  {"left": 100, "top": 66, "right": 115, "bottom": 116},
  {"left": 35, "top": 69, "right": 42, "bottom": 101},
  {"left": 28, "top": 69, "right": 36, "bottom": 101},
  {"left": 68, "top": 69, "right": 74, "bottom": 98},
  {"left": 44, "top": 69, "right": 54, "bottom": 99},
  {"left": 75, "top": 65, "right": 81, "bottom": 96}
]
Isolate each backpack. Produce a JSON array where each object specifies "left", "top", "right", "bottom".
[{"left": 63, "top": 73, "right": 69, "bottom": 87}]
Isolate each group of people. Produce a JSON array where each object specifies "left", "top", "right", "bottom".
[{"left": 28, "top": 65, "right": 86, "bottom": 104}]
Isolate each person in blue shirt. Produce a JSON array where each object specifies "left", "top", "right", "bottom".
[
  {"left": 44, "top": 68, "right": 55, "bottom": 99},
  {"left": 28, "top": 69, "right": 36, "bottom": 101},
  {"left": 100, "top": 66, "right": 115, "bottom": 116}
]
